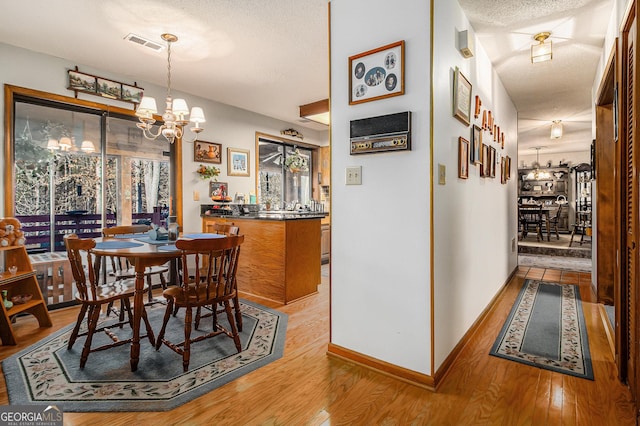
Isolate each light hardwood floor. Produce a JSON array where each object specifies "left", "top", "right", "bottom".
[{"left": 0, "top": 266, "right": 636, "bottom": 425}]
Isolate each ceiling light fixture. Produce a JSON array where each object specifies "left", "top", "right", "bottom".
[
  {"left": 299, "top": 99, "right": 330, "bottom": 125},
  {"left": 531, "top": 32, "right": 552, "bottom": 63},
  {"left": 135, "top": 33, "right": 205, "bottom": 144},
  {"left": 550, "top": 120, "right": 563, "bottom": 139},
  {"left": 526, "top": 147, "right": 550, "bottom": 180}
]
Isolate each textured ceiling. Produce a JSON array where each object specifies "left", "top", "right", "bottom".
[
  {"left": 0, "top": 0, "right": 329, "bottom": 131},
  {"left": 459, "top": 0, "right": 613, "bottom": 156},
  {"left": 0, "top": 1, "right": 613, "bottom": 153}
]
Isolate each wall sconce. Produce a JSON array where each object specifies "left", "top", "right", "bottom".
[
  {"left": 550, "top": 120, "right": 563, "bottom": 139},
  {"left": 531, "top": 32, "right": 552, "bottom": 63},
  {"left": 299, "top": 99, "right": 330, "bottom": 125}
]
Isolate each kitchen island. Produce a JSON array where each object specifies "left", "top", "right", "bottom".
[{"left": 202, "top": 210, "right": 326, "bottom": 304}]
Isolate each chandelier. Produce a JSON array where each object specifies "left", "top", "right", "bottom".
[{"left": 135, "top": 33, "right": 205, "bottom": 144}]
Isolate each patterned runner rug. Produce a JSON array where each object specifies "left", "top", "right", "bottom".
[
  {"left": 3, "top": 299, "right": 287, "bottom": 411},
  {"left": 490, "top": 280, "right": 593, "bottom": 380}
]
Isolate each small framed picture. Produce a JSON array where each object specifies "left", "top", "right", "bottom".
[
  {"left": 227, "top": 147, "right": 250, "bottom": 177},
  {"left": 453, "top": 67, "right": 472, "bottom": 126},
  {"left": 490, "top": 146, "right": 497, "bottom": 178},
  {"left": 96, "top": 78, "right": 122, "bottom": 99},
  {"left": 471, "top": 125, "right": 482, "bottom": 165},
  {"left": 68, "top": 70, "right": 96, "bottom": 93},
  {"left": 458, "top": 137, "right": 469, "bottom": 179},
  {"left": 121, "top": 84, "right": 144, "bottom": 104},
  {"left": 481, "top": 144, "right": 490, "bottom": 177},
  {"left": 194, "top": 141, "right": 222, "bottom": 164},
  {"left": 349, "top": 40, "right": 405, "bottom": 105}
]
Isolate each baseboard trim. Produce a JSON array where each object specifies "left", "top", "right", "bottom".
[
  {"left": 432, "top": 266, "right": 519, "bottom": 389},
  {"left": 326, "top": 343, "right": 435, "bottom": 391},
  {"left": 326, "top": 266, "right": 519, "bottom": 392},
  {"left": 599, "top": 303, "right": 615, "bottom": 358}
]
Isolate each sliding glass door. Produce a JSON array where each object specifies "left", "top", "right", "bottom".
[{"left": 11, "top": 95, "right": 171, "bottom": 308}]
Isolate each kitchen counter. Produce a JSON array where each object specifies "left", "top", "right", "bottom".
[{"left": 202, "top": 213, "right": 323, "bottom": 304}]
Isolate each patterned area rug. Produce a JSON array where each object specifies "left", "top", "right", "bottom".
[
  {"left": 490, "top": 280, "right": 593, "bottom": 380},
  {"left": 3, "top": 300, "right": 287, "bottom": 412}
]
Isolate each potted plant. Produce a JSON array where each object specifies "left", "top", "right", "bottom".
[
  {"left": 196, "top": 164, "right": 220, "bottom": 181},
  {"left": 284, "top": 149, "right": 308, "bottom": 174}
]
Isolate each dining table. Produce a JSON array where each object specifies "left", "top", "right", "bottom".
[
  {"left": 91, "top": 232, "right": 226, "bottom": 371},
  {"left": 519, "top": 204, "right": 557, "bottom": 241}
]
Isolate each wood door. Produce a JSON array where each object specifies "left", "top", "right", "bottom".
[{"left": 621, "top": 6, "right": 640, "bottom": 408}]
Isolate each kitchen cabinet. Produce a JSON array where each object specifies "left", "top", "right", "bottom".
[
  {"left": 319, "top": 146, "right": 330, "bottom": 187},
  {"left": 321, "top": 223, "right": 330, "bottom": 264},
  {"left": 0, "top": 245, "right": 52, "bottom": 345},
  {"left": 202, "top": 215, "right": 322, "bottom": 304}
]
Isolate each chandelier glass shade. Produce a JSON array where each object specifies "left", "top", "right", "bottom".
[{"left": 135, "top": 33, "right": 205, "bottom": 144}]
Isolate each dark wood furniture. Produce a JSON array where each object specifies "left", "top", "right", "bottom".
[
  {"left": 518, "top": 166, "right": 570, "bottom": 232},
  {"left": 155, "top": 235, "right": 245, "bottom": 372},
  {"left": 547, "top": 204, "right": 564, "bottom": 240},
  {"left": 64, "top": 234, "right": 155, "bottom": 368},
  {"left": 0, "top": 244, "right": 52, "bottom": 345},
  {"left": 518, "top": 205, "right": 543, "bottom": 241},
  {"left": 91, "top": 236, "right": 181, "bottom": 371}
]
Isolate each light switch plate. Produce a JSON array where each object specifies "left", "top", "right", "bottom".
[
  {"left": 346, "top": 166, "right": 362, "bottom": 185},
  {"left": 193, "top": 190, "right": 200, "bottom": 201},
  {"left": 438, "top": 164, "right": 446, "bottom": 185}
]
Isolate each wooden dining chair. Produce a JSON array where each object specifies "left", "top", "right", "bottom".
[
  {"left": 155, "top": 234, "right": 245, "bottom": 372},
  {"left": 193, "top": 224, "right": 243, "bottom": 331},
  {"left": 102, "top": 224, "right": 169, "bottom": 304},
  {"left": 518, "top": 205, "right": 543, "bottom": 241},
  {"left": 548, "top": 204, "right": 564, "bottom": 240},
  {"left": 64, "top": 234, "right": 155, "bottom": 368}
]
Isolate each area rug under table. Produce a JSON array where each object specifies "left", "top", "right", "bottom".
[
  {"left": 490, "top": 279, "right": 593, "bottom": 380},
  {"left": 3, "top": 299, "right": 287, "bottom": 412}
]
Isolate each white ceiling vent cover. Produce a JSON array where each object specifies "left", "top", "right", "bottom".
[{"left": 124, "top": 33, "right": 164, "bottom": 51}]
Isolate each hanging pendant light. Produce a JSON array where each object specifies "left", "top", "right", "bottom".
[
  {"left": 550, "top": 120, "right": 563, "bottom": 139},
  {"left": 531, "top": 32, "right": 552, "bottom": 63},
  {"left": 135, "top": 33, "right": 206, "bottom": 144}
]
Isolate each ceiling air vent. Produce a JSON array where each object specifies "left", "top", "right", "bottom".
[{"left": 124, "top": 33, "right": 164, "bottom": 51}]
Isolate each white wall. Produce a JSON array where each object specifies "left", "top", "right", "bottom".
[
  {"left": 0, "top": 43, "right": 328, "bottom": 231},
  {"left": 432, "top": 1, "right": 518, "bottom": 369},
  {"left": 330, "top": 0, "right": 432, "bottom": 374}
]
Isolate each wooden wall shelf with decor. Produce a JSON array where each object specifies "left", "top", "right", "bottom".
[{"left": 0, "top": 245, "right": 52, "bottom": 345}]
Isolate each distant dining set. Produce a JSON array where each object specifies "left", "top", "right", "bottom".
[
  {"left": 64, "top": 223, "right": 244, "bottom": 372},
  {"left": 518, "top": 202, "right": 564, "bottom": 242}
]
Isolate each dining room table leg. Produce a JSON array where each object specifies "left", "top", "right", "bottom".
[{"left": 130, "top": 266, "right": 145, "bottom": 372}]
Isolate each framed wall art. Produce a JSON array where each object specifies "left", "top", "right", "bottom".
[
  {"left": 453, "top": 67, "right": 472, "bottom": 126},
  {"left": 458, "top": 137, "right": 469, "bottom": 179},
  {"left": 481, "top": 144, "right": 490, "bottom": 177},
  {"left": 194, "top": 141, "right": 222, "bottom": 164},
  {"left": 96, "top": 78, "right": 122, "bottom": 99},
  {"left": 349, "top": 40, "right": 405, "bottom": 105},
  {"left": 68, "top": 70, "right": 96, "bottom": 94},
  {"left": 489, "top": 146, "right": 497, "bottom": 178},
  {"left": 227, "top": 147, "right": 250, "bottom": 176},
  {"left": 471, "top": 125, "right": 482, "bottom": 165}
]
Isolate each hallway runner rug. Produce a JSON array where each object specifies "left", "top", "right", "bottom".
[
  {"left": 490, "top": 280, "right": 594, "bottom": 380},
  {"left": 2, "top": 299, "right": 287, "bottom": 412}
]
